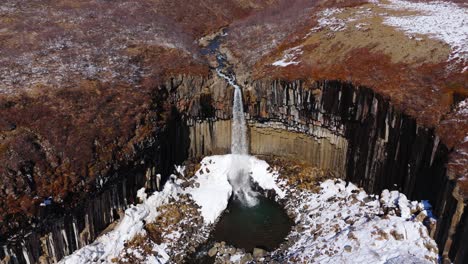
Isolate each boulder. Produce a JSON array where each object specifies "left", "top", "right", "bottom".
[
  {"left": 344, "top": 245, "right": 352, "bottom": 252},
  {"left": 208, "top": 247, "right": 218, "bottom": 257},
  {"left": 252, "top": 248, "right": 267, "bottom": 258}
]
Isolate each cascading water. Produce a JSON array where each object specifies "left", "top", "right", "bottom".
[
  {"left": 189, "top": 32, "right": 293, "bottom": 263},
  {"left": 209, "top": 45, "right": 257, "bottom": 205},
  {"left": 215, "top": 68, "right": 258, "bottom": 207},
  {"left": 230, "top": 86, "right": 258, "bottom": 206},
  {"left": 201, "top": 30, "right": 258, "bottom": 206},
  {"left": 231, "top": 85, "right": 248, "bottom": 155}
]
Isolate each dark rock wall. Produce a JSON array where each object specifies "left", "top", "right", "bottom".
[
  {"left": 450, "top": 204, "right": 468, "bottom": 264},
  {"left": 1, "top": 165, "right": 146, "bottom": 264}
]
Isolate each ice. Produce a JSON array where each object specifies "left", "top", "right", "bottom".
[{"left": 186, "top": 155, "right": 233, "bottom": 224}]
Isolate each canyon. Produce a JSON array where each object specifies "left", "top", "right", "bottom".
[{"left": 0, "top": 0, "right": 467, "bottom": 263}]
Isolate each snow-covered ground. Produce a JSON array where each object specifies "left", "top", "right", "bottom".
[
  {"left": 274, "top": 179, "right": 438, "bottom": 263},
  {"left": 272, "top": 46, "right": 303, "bottom": 67},
  {"left": 381, "top": 0, "right": 467, "bottom": 70},
  {"left": 60, "top": 155, "right": 439, "bottom": 263},
  {"left": 184, "top": 155, "right": 439, "bottom": 263}
]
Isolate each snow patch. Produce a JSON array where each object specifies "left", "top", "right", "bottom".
[
  {"left": 315, "top": 8, "right": 347, "bottom": 32},
  {"left": 137, "top": 188, "right": 147, "bottom": 202},
  {"left": 456, "top": 99, "right": 468, "bottom": 115},
  {"left": 272, "top": 46, "right": 303, "bottom": 67},
  {"left": 174, "top": 165, "right": 185, "bottom": 177},
  {"left": 309, "top": 7, "right": 373, "bottom": 34},
  {"left": 381, "top": 0, "right": 468, "bottom": 69}
]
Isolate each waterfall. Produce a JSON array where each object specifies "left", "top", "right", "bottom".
[
  {"left": 215, "top": 67, "right": 258, "bottom": 207},
  {"left": 231, "top": 86, "right": 248, "bottom": 155},
  {"left": 209, "top": 29, "right": 257, "bottom": 206},
  {"left": 230, "top": 84, "right": 257, "bottom": 206},
  {"left": 214, "top": 68, "right": 247, "bottom": 154}
]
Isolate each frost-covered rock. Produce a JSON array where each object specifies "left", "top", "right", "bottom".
[{"left": 275, "top": 179, "right": 439, "bottom": 263}]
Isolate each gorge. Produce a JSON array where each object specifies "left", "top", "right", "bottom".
[{"left": 0, "top": 0, "right": 467, "bottom": 264}]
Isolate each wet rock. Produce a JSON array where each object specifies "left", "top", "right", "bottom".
[
  {"left": 390, "top": 230, "right": 405, "bottom": 241},
  {"left": 227, "top": 247, "right": 236, "bottom": 255},
  {"left": 296, "top": 225, "right": 305, "bottom": 232},
  {"left": 218, "top": 246, "right": 226, "bottom": 255},
  {"left": 344, "top": 245, "right": 352, "bottom": 252},
  {"left": 208, "top": 247, "right": 218, "bottom": 257},
  {"left": 253, "top": 248, "right": 267, "bottom": 258},
  {"left": 415, "top": 211, "right": 427, "bottom": 222},
  {"left": 240, "top": 253, "right": 253, "bottom": 264}
]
